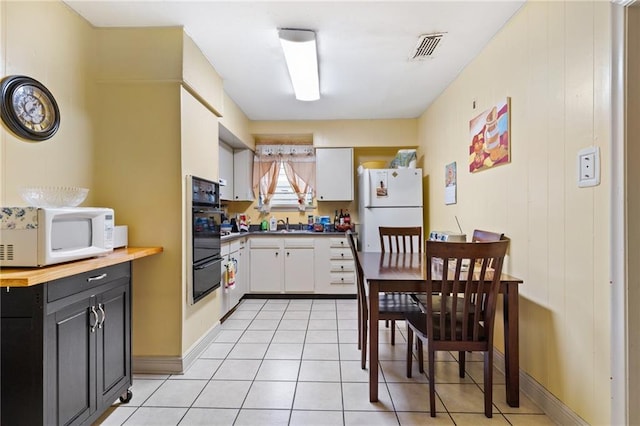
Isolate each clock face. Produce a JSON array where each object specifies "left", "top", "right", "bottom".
[
  {"left": 0, "top": 75, "right": 60, "bottom": 141},
  {"left": 12, "top": 85, "right": 56, "bottom": 133}
]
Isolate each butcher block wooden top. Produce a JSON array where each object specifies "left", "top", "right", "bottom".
[{"left": 0, "top": 247, "right": 163, "bottom": 287}]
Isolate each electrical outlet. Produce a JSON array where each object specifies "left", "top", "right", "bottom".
[{"left": 577, "top": 146, "right": 600, "bottom": 187}]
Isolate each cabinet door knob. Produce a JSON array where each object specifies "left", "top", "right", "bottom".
[
  {"left": 275, "top": 252, "right": 278, "bottom": 257},
  {"left": 97, "top": 303, "right": 106, "bottom": 328},
  {"left": 90, "top": 306, "right": 99, "bottom": 332}
]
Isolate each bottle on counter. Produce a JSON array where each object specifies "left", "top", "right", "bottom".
[
  {"left": 339, "top": 209, "right": 345, "bottom": 226},
  {"left": 344, "top": 210, "right": 351, "bottom": 228},
  {"left": 334, "top": 210, "right": 339, "bottom": 228}
]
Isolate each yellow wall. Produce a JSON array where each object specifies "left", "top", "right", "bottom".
[
  {"left": 0, "top": 0, "right": 95, "bottom": 206},
  {"left": 93, "top": 27, "right": 224, "bottom": 359},
  {"left": 250, "top": 119, "right": 417, "bottom": 148},
  {"left": 417, "top": 2, "right": 611, "bottom": 424}
]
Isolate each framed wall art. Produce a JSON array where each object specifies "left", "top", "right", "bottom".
[{"left": 469, "top": 97, "right": 510, "bottom": 173}]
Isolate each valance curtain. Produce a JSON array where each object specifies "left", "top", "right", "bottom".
[{"left": 252, "top": 145, "right": 316, "bottom": 211}]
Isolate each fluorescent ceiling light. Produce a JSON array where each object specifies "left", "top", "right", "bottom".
[{"left": 278, "top": 29, "right": 320, "bottom": 102}]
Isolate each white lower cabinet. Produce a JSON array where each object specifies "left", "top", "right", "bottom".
[
  {"left": 249, "top": 238, "right": 283, "bottom": 292},
  {"left": 284, "top": 239, "right": 314, "bottom": 292},
  {"left": 221, "top": 237, "right": 248, "bottom": 316},
  {"left": 250, "top": 237, "right": 315, "bottom": 293},
  {"left": 314, "top": 236, "right": 356, "bottom": 294}
]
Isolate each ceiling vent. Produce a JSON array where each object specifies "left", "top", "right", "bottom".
[{"left": 410, "top": 33, "right": 445, "bottom": 60}]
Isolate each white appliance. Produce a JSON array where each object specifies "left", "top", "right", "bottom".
[
  {"left": 0, "top": 207, "right": 115, "bottom": 267},
  {"left": 358, "top": 168, "right": 424, "bottom": 252}
]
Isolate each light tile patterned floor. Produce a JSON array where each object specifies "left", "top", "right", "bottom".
[{"left": 94, "top": 298, "right": 556, "bottom": 425}]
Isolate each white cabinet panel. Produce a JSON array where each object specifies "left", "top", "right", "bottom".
[
  {"left": 250, "top": 245, "right": 283, "bottom": 293},
  {"left": 316, "top": 148, "right": 353, "bottom": 201},
  {"left": 284, "top": 248, "right": 314, "bottom": 292},
  {"left": 233, "top": 149, "right": 254, "bottom": 201},
  {"left": 219, "top": 142, "right": 234, "bottom": 200}
]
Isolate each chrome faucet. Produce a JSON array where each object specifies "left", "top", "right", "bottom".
[{"left": 277, "top": 218, "right": 289, "bottom": 231}]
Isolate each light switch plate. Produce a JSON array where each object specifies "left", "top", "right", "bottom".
[{"left": 577, "top": 146, "right": 600, "bottom": 187}]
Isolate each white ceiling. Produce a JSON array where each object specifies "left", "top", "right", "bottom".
[{"left": 64, "top": 1, "right": 525, "bottom": 121}]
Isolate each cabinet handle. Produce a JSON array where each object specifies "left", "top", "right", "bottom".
[
  {"left": 286, "top": 252, "right": 290, "bottom": 256},
  {"left": 97, "top": 303, "right": 106, "bottom": 328},
  {"left": 341, "top": 265, "right": 344, "bottom": 270},
  {"left": 87, "top": 273, "right": 107, "bottom": 282},
  {"left": 275, "top": 252, "right": 278, "bottom": 257},
  {"left": 90, "top": 306, "right": 99, "bottom": 332},
  {"left": 341, "top": 253, "right": 344, "bottom": 257}
]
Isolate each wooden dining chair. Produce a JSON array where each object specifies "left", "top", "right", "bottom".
[
  {"left": 404, "top": 240, "right": 509, "bottom": 418},
  {"left": 346, "top": 230, "right": 421, "bottom": 369},
  {"left": 378, "top": 226, "right": 422, "bottom": 342},
  {"left": 379, "top": 226, "right": 422, "bottom": 253},
  {"left": 413, "top": 229, "right": 508, "bottom": 374}
]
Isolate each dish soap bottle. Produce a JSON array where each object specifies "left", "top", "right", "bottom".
[{"left": 269, "top": 216, "right": 277, "bottom": 231}]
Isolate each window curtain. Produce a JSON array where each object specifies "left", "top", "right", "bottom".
[
  {"left": 283, "top": 152, "right": 316, "bottom": 211},
  {"left": 252, "top": 155, "right": 280, "bottom": 212}
]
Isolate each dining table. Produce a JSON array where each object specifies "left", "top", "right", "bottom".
[{"left": 358, "top": 250, "right": 524, "bottom": 407}]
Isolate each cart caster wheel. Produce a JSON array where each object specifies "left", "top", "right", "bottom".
[{"left": 119, "top": 389, "right": 133, "bottom": 403}]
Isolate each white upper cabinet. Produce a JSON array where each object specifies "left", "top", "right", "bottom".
[
  {"left": 315, "top": 148, "right": 354, "bottom": 201},
  {"left": 219, "top": 142, "right": 234, "bottom": 200},
  {"left": 233, "top": 149, "right": 254, "bottom": 201}
]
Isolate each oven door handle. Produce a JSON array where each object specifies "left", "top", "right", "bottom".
[{"left": 194, "top": 258, "right": 221, "bottom": 270}]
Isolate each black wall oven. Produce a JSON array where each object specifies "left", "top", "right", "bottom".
[{"left": 190, "top": 175, "right": 223, "bottom": 304}]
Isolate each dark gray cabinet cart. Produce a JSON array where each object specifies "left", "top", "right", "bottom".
[{"left": 1, "top": 262, "right": 132, "bottom": 425}]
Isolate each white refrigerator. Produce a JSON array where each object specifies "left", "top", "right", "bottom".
[{"left": 358, "top": 168, "right": 424, "bottom": 252}]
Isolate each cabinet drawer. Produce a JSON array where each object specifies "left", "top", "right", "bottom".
[
  {"left": 329, "top": 273, "right": 355, "bottom": 285},
  {"left": 284, "top": 238, "right": 314, "bottom": 249},
  {"left": 229, "top": 240, "right": 241, "bottom": 253},
  {"left": 330, "top": 238, "right": 349, "bottom": 249},
  {"left": 330, "top": 261, "right": 355, "bottom": 273},
  {"left": 330, "top": 248, "right": 353, "bottom": 260},
  {"left": 47, "top": 262, "right": 131, "bottom": 303},
  {"left": 250, "top": 238, "right": 282, "bottom": 249}
]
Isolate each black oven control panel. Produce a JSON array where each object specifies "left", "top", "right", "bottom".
[{"left": 192, "top": 176, "right": 219, "bottom": 206}]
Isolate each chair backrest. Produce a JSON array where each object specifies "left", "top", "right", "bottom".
[
  {"left": 423, "top": 240, "right": 509, "bottom": 350},
  {"left": 378, "top": 226, "right": 422, "bottom": 253},
  {"left": 346, "top": 230, "right": 367, "bottom": 314},
  {"left": 471, "top": 229, "right": 504, "bottom": 242}
]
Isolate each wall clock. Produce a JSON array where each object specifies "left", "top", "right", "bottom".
[{"left": 1, "top": 75, "right": 60, "bottom": 141}]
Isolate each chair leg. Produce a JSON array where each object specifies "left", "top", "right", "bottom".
[
  {"left": 458, "top": 351, "right": 466, "bottom": 378},
  {"left": 406, "top": 326, "right": 413, "bottom": 378},
  {"left": 357, "top": 299, "right": 362, "bottom": 351},
  {"left": 484, "top": 350, "right": 494, "bottom": 418},
  {"left": 361, "top": 317, "right": 368, "bottom": 370},
  {"left": 391, "top": 320, "right": 396, "bottom": 345},
  {"left": 429, "top": 349, "right": 436, "bottom": 417},
  {"left": 418, "top": 340, "right": 424, "bottom": 374}
]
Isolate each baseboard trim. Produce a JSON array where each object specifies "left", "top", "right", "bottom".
[
  {"left": 132, "top": 322, "right": 222, "bottom": 375},
  {"left": 243, "top": 293, "right": 356, "bottom": 300},
  {"left": 493, "top": 351, "right": 588, "bottom": 425}
]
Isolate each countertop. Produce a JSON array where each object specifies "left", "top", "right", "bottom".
[
  {"left": 221, "top": 230, "right": 351, "bottom": 242},
  {"left": 0, "top": 246, "right": 163, "bottom": 287}
]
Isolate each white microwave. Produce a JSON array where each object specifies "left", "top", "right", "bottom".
[{"left": 0, "top": 207, "right": 115, "bottom": 267}]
